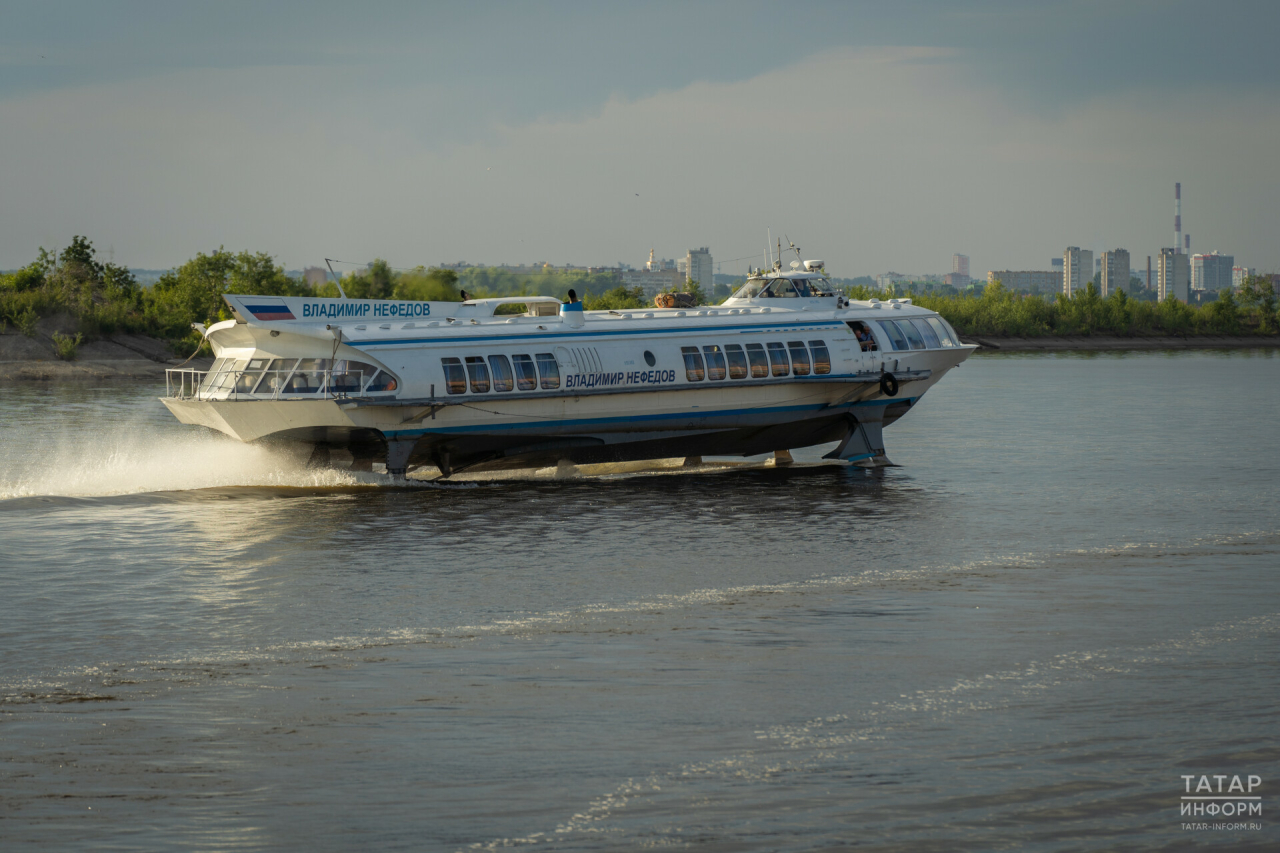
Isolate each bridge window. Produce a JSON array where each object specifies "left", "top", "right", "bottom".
[
  {"left": 788, "top": 341, "right": 810, "bottom": 376},
  {"left": 896, "top": 319, "right": 927, "bottom": 350},
  {"left": 724, "top": 344, "right": 748, "bottom": 379},
  {"left": 536, "top": 353, "right": 559, "bottom": 390},
  {"left": 465, "top": 356, "right": 490, "bottom": 393},
  {"left": 766, "top": 342, "right": 790, "bottom": 376},
  {"left": 513, "top": 354, "right": 538, "bottom": 390},
  {"left": 878, "top": 320, "right": 910, "bottom": 351},
  {"left": 926, "top": 317, "right": 957, "bottom": 347},
  {"left": 808, "top": 341, "right": 831, "bottom": 374},
  {"left": 441, "top": 357, "right": 466, "bottom": 395},
  {"left": 703, "top": 345, "right": 726, "bottom": 380},
  {"left": 745, "top": 343, "right": 769, "bottom": 378},
  {"left": 910, "top": 318, "right": 941, "bottom": 348},
  {"left": 489, "top": 355, "right": 514, "bottom": 392},
  {"left": 681, "top": 346, "right": 705, "bottom": 381}
]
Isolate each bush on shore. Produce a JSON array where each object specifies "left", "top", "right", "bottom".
[{"left": 3, "top": 239, "right": 1277, "bottom": 354}]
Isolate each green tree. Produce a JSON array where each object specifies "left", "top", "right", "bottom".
[{"left": 583, "top": 285, "right": 646, "bottom": 310}]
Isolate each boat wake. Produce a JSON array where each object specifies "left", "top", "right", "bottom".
[{"left": 0, "top": 425, "right": 380, "bottom": 500}]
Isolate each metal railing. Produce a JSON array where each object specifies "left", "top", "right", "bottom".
[{"left": 166, "top": 368, "right": 369, "bottom": 402}]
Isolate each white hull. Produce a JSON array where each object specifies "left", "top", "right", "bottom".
[{"left": 163, "top": 281, "right": 974, "bottom": 476}]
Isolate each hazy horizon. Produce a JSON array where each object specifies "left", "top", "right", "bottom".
[{"left": 4, "top": 1, "right": 1278, "bottom": 278}]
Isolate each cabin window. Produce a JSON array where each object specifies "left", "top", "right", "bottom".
[
  {"left": 847, "top": 321, "right": 878, "bottom": 352},
  {"left": 910, "top": 318, "right": 941, "bottom": 349},
  {"left": 766, "top": 342, "right": 790, "bottom": 376},
  {"left": 681, "top": 346, "right": 705, "bottom": 381},
  {"left": 253, "top": 358, "right": 297, "bottom": 394},
  {"left": 643, "top": 350, "right": 656, "bottom": 367},
  {"left": 512, "top": 354, "right": 538, "bottom": 390},
  {"left": 724, "top": 344, "right": 748, "bottom": 379},
  {"left": 365, "top": 370, "right": 398, "bottom": 393},
  {"left": 788, "top": 341, "right": 811, "bottom": 376},
  {"left": 808, "top": 341, "right": 831, "bottom": 374},
  {"left": 289, "top": 358, "right": 330, "bottom": 394},
  {"left": 760, "top": 280, "right": 799, "bottom": 298},
  {"left": 489, "top": 355, "right": 514, "bottom": 392},
  {"left": 745, "top": 343, "right": 769, "bottom": 378},
  {"left": 465, "top": 356, "right": 490, "bottom": 393},
  {"left": 234, "top": 357, "right": 270, "bottom": 394},
  {"left": 878, "top": 320, "right": 910, "bottom": 351},
  {"left": 441, "top": 357, "right": 467, "bottom": 395},
  {"left": 926, "top": 317, "right": 957, "bottom": 347},
  {"left": 330, "top": 359, "right": 377, "bottom": 394},
  {"left": 703, "top": 345, "right": 727, "bottom": 381},
  {"left": 896, "top": 319, "right": 927, "bottom": 350},
  {"left": 536, "top": 353, "right": 559, "bottom": 390}
]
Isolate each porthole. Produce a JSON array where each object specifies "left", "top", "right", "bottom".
[{"left": 643, "top": 350, "right": 656, "bottom": 367}]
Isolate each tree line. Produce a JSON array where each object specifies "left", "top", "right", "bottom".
[{"left": 2, "top": 238, "right": 1276, "bottom": 359}]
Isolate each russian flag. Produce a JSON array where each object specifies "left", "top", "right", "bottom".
[{"left": 245, "top": 303, "right": 296, "bottom": 321}]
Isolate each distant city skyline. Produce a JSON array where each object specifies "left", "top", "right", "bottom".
[{"left": 3, "top": 2, "right": 1278, "bottom": 275}]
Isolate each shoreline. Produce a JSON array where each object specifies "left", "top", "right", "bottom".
[
  {"left": 2, "top": 335, "right": 1277, "bottom": 382},
  {"left": 960, "top": 334, "right": 1280, "bottom": 352}
]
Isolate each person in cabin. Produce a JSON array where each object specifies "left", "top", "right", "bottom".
[{"left": 459, "top": 289, "right": 470, "bottom": 301}]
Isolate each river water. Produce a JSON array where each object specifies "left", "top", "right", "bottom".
[{"left": 1, "top": 350, "right": 1277, "bottom": 851}]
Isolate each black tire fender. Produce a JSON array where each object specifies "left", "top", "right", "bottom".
[{"left": 879, "top": 373, "right": 899, "bottom": 397}]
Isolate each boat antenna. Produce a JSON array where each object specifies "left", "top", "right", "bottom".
[
  {"left": 786, "top": 235, "right": 802, "bottom": 264},
  {"left": 767, "top": 228, "right": 773, "bottom": 270},
  {"left": 324, "top": 258, "right": 349, "bottom": 299}
]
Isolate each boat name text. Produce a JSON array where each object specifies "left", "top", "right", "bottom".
[{"left": 565, "top": 370, "right": 676, "bottom": 390}]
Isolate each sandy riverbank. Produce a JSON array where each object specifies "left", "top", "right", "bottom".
[{"left": 0, "top": 321, "right": 210, "bottom": 381}]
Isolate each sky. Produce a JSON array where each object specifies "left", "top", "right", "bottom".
[{"left": 3, "top": 0, "right": 1278, "bottom": 278}]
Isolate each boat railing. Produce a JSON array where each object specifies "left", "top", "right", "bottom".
[{"left": 166, "top": 368, "right": 369, "bottom": 402}]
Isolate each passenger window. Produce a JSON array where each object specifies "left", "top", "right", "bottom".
[
  {"left": 365, "top": 370, "right": 398, "bottom": 392},
  {"left": 926, "top": 317, "right": 957, "bottom": 347},
  {"left": 897, "top": 319, "right": 927, "bottom": 350},
  {"left": 234, "top": 358, "right": 266, "bottom": 393},
  {"left": 681, "top": 346, "right": 705, "bottom": 381},
  {"left": 808, "top": 340, "right": 831, "bottom": 374},
  {"left": 330, "top": 359, "right": 373, "bottom": 394},
  {"left": 489, "top": 355, "right": 514, "bottom": 392},
  {"left": 465, "top": 356, "right": 490, "bottom": 393},
  {"left": 535, "top": 353, "right": 559, "bottom": 390},
  {"left": 724, "top": 344, "right": 748, "bottom": 379},
  {"left": 745, "top": 343, "right": 769, "bottom": 378},
  {"left": 703, "top": 345, "right": 726, "bottom": 380},
  {"left": 441, "top": 358, "right": 467, "bottom": 394},
  {"left": 253, "top": 358, "right": 296, "bottom": 395},
  {"left": 788, "top": 341, "right": 810, "bottom": 376},
  {"left": 766, "top": 342, "right": 790, "bottom": 377},
  {"left": 879, "top": 321, "right": 910, "bottom": 351},
  {"left": 290, "top": 358, "right": 330, "bottom": 394},
  {"left": 910, "top": 319, "right": 941, "bottom": 349},
  {"left": 513, "top": 354, "right": 538, "bottom": 390}
]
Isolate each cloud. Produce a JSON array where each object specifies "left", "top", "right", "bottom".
[{"left": 3, "top": 45, "right": 1278, "bottom": 275}]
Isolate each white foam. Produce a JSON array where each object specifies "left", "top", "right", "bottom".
[{"left": 0, "top": 424, "right": 378, "bottom": 499}]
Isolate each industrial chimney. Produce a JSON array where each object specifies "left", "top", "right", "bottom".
[
  {"left": 1174, "top": 183, "right": 1182, "bottom": 254},
  {"left": 1184, "top": 234, "right": 1190, "bottom": 255}
]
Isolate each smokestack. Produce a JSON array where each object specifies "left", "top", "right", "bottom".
[
  {"left": 1174, "top": 182, "right": 1182, "bottom": 254},
  {"left": 1185, "top": 234, "right": 1190, "bottom": 255},
  {"left": 1147, "top": 255, "right": 1152, "bottom": 292}
]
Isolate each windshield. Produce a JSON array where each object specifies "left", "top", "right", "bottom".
[{"left": 732, "top": 276, "right": 834, "bottom": 299}]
